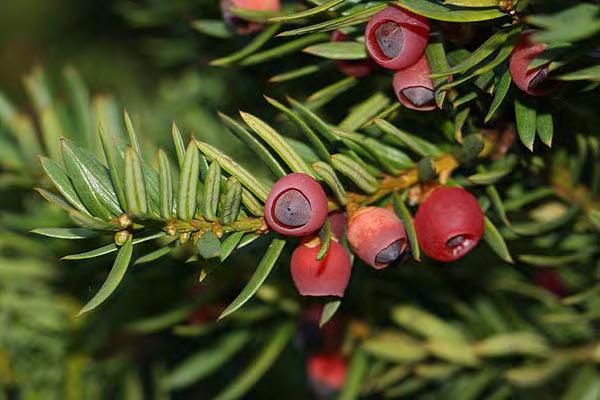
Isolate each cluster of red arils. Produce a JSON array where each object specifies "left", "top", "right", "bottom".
[
  {"left": 220, "top": 3, "right": 556, "bottom": 99},
  {"left": 265, "top": 173, "right": 485, "bottom": 298},
  {"left": 364, "top": 5, "right": 437, "bottom": 111}
]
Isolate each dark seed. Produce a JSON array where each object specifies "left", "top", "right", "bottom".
[
  {"left": 376, "top": 22, "right": 404, "bottom": 59},
  {"left": 528, "top": 66, "right": 549, "bottom": 90},
  {"left": 446, "top": 235, "right": 466, "bottom": 248},
  {"left": 375, "top": 240, "right": 403, "bottom": 264},
  {"left": 402, "top": 87, "right": 435, "bottom": 107},
  {"left": 274, "top": 189, "right": 311, "bottom": 227}
]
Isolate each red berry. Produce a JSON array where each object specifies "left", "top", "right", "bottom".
[
  {"left": 290, "top": 238, "right": 352, "bottom": 297},
  {"left": 532, "top": 270, "right": 568, "bottom": 298},
  {"left": 509, "top": 32, "right": 556, "bottom": 96},
  {"left": 365, "top": 6, "right": 430, "bottom": 70},
  {"left": 331, "top": 31, "right": 375, "bottom": 78},
  {"left": 393, "top": 54, "right": 437, "bottom": 111},
  {"left": 307, "top": 352, "right": 348, "bottom": 396},
  {"left": 347, "top": 207, "right": 408, "bottom": 269},
  {"left": 220, "top": 0, "right": 281, "bottom": 35},
  {"left": 265, "top": 173, "right": 328, "bottom": 236},
  {"left": 414, "top": 187, "right": 484, "bottom": 262},
  {"left": 327, "top": 211, "right": 347, "bottom": 240}
]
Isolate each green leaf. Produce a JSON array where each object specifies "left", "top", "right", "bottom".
[
  {"left": 270, "top": 0, "right": 345, "bottom": 22},
  {"left": 518, "top": 252, "right": 594, "bottom": 267},
  {"left": 39, "top": 106, "right": 64, "bottom": 161},
  {"left": 467, "top": 167, "right": 512, "bottom": 185},
  {"left": 220, "top": 231, "right": 245, "bottom": 262},
  {"left": 339, "top": 92, "right": 390, "bottom": 132},
  {"left": 211, "top": 23, "right": 281, "bottom": 66},
  {"left": 190, "top": 19, "right": 233, "bottom": 39},
  {"left": 317, "top": 219, "right": 332, "bottom": 261},
  {"left": 486, "top": 184, "right": 510, "bottom": 227},
  {"left": 485, "top": 66, "right": 512, "bottom": 123},
  {"left": 269, "top": 64, "right": 322, "bottom": 83},
  {"left": 78, "top": 237, "right": 133, "bottom": 315},
  {"left": 426, "top": 339, "right": 479, "bottom": 366},
  {"left": 431, "top": 29, "right": 511, "bottom": 77},
  {"left": 123, "top": 110, "right": 141, "bottom": 155},
  {"left": 306, "top": 76, "right": 358, "bottom": 110},
  {"left": 124, "top": 147, "right": 148, "bottom": 216},
  {"left": 363, "top": 332, "right": 427, "bottom": 363},
  {"left": 393, "top": 0, "right": 506, "bottom": 22},
  {"left": 158, "top": 149, "right": 174, "bottom": 219},
  {"left": 31, "top": 227, "right": 98, "bottom": 240},
  {"left": 475, "top": 332, "right": 549, "bottom": 357},
  {"left": 264, "top": 96, "right": 331, "bottom": 162},
  {"left": 219, "top": 238, "right": 286, "bottom": 319},
  {"left": 304, "top": 41, "right": 367, "bottom": 60},
  {"left": 222, "top": 177, "right": 242, "bottom": 225},
  {"left": 537, "top": 110, "right": 554, "bottom": 148},
  {"left": 241, "top": 188, "right": 265, "bottom": 216},
  {"left": 39, "top": 156, "right": 89, "bottom": 215},
  {"left": 558, "top": 65, "right": 600, "bottom": 82},
  {"left": 210, "top": 323, "right": 295, "bottom": 400},
  {"left": 133, "top": 246, "right": 172, "bottom": 266},
  {"left": 196, "top": 141, "right": 270, "bottom": 202},
  {"left": 240, "top": 111, "right": 314, "bottom": 177},
  {"left": 218, "top": 112, "right": 286, "bottom": 178},
  {"left": 375, "top": 119, "right": 442, "bottom": 157},
  {"left": 426, "top": 42, "right": 450, "bottom": 108},
  {"left": 241, "top": 33, "right": 329, "bottom": 66},
  {"left": 483, "top": 217, "right": 513, "bottom": 263},
  {"left": 392, "top": 305, "right": 466, "bottom": 342},
  {"left": 171, "top": 123, "right": 186, "bottom": 168},
  {"left": 287, "top": 96, "right": 338, "bottom": 143},
  {"left": 330, "top": 153, "right": 379, "bottom": 194},
  {"left": 63, "top": 232, "right": 165, "bottom": 260},
  {"left": 278, "top": 4, "right": 386, "bottom": 36},
  {"left": 338, "top": 349, "right": 369, "bottom": 400},
  {"left": 393, "top": 193, "right": 420, "bottom": 261},
  {"left": 312, "top": 161, "right": 347, "bottom": 205},
  {"left": 197, "top": 231, "right": 222, "bottom": 259},
  {"left": 61, "top": 138, "right": 122, "bottom": 219},
  {"left": 514, "top": 97, "right": 537, "bottom": 151},
  {"left": 99, "top": 124, "right": 127, "bottom": 208},
  {"left": 177, "top": 142, "right": 200, "bottom": 221},
  {"left": 203, "top": 161, "right": 221, "bottom": 222},
  {"left": 528, "top": 4, "right": 600, "bottom": 44},
  {"left": 319, "top": 299, "right": 341, "bottom": 328},
  {"left": 163, "top": 331, "right": 250, "bottom": 390}
]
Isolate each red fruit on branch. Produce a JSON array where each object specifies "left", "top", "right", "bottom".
[
  {"left": 509, "top": 32, "right": 556, "bottom": 96},
  {"left": 331, "top": 31, "right": 375, "bottom": 78},
  {"left": 415, "top": 187, "right": 485, "bottom": 262},
  {"left": 307, "top": 352, "right": 348, "bottom": 397},
  {"left": 327, "top": 211, "right": 347, "bottom": 240},
  {"left": 220, "top": 0, "right": 281, "bottom": 35},
  {"left": 532, "top": 270, "right": 569, "bottom": 298},
  {"left": 365, "top": 5, "right": 430, "bottom": 70},
  {"left": 265, "top": 173, "right": 328, "bottom": 236},
  {"left": 393, "top": 54, "right": 437, "bottom": 111},
  {"left": 290, "top": 238, "right": 352, "bottom": 297},
  {"left": 347, "top": 207, "right": 408, "bottom": 269}
]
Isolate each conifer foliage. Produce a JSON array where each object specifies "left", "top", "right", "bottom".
[{"left": 8, "top": 0, "right": 600, "bottom": 398}]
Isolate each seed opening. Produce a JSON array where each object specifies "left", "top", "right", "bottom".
[
  {"left": 528, "top": 66, "right": 550, "bottom": 91},
  {"left": 445, "top": 234, "right": 474, "bottom": 258},
  {"left": 375, "top": 240, "right": 405, "bottom": 264},
  {"left": 273, "top": 189, "right": 312, "bottom": 228},
  {"left": 402, "top": 87, "right": 435, "bottom": 107},
  {"left": 375, "top": 21, "right": 404, "bottom": 59}
]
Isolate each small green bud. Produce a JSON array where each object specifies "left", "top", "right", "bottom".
[{"left": 114, "top": 230, "right": 131, "bottom": 246}]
